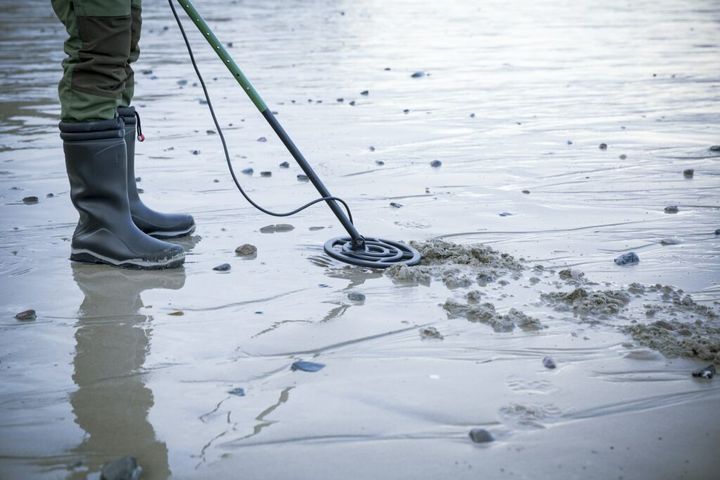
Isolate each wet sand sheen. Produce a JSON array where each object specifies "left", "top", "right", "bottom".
[{"left": 1, "top": 0, "right": 719, "bottom": 479}]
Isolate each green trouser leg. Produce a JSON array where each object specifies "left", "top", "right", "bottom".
[
  {"left": 121, "top": 0, "right": 142, "bottom": 107},
  {"left": 51, "top": 0, "right": 135, "bottom": 121}
]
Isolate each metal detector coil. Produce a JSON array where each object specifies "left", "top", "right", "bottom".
[{"left": 172, "top": 0, "right": 421, "bottom": 269}]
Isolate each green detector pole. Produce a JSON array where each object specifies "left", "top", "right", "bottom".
[{"left": 174, "top": 0, "right": 365, "bottom": 249}]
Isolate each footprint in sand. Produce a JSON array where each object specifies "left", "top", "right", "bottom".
[{"left": 498, "top": 402, "right": 562, "bottom": 429}]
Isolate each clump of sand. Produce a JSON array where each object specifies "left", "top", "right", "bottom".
[
  {"left": 444, "top": 295, "right": 543, "bottom": 332},
  {"left": 541, "top": 288, "right": 631, "bottom": 318},
  {"left": 623, "top": 320, "right": 720, "bottom": 362}
]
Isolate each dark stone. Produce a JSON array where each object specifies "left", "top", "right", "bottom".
[
  {"left": 614, "top": 252, "right": 639, "bottom": 266},
  {"left": 100, "top": 456, "right": 142, "bottom": 480},
  {"left": 390, "top": 202, "right": 403, "bottom": 208},
  {"left": 375, "top": 160, "right": 385, "bottom": 166},
  {"left": 692, "top": 364, "right": 715, "bottom": 379},
  {"left": 522, "top": 190, "right": 530, "bottom": 194},
  {"left": 709, "top": 145, "right": 720, "bottom": 152},
  {"left": 46, "top": 193, "right": 54, "bottom": 198},
  {"left": 664, "top": 205, "right": 679, "bottom": 214},
  {"left": 430, "top": 160, "right": 442, "bottom": 168},
  {"left": 619, "top": 154, "right": 627, "bottom": 160},
  {"left": 470, "top": 113, "right": 475, "bottom": 118},
  {"left": 279, "top": 161, "right": 290, "bottom": 168},
  {"left": 349, "top": 100, "right": 356, "bottom": 106},
  {"left": 360, "top": 90, "right": 369, "bottom": 96},
  {"left": 213, "top": 263, "right": 231, "bottom": 272},
  {"left": 599, "top": 143, "right": 608, "bottom": 150},
  {"left": 235, "top": 244, "right": 257, "bottom": 256},
  {"left": 542, "top": 356, "right": 556, "bottom": 369},
  {"left": 241, "top": 168, "right": 254, "bottom": 175},
  {"left": 403, "top": 109, "right": 410, "bottom": 114},
  {"left": 715, "top": 228, "right": 720, "bottom": 235},
  {"left": 297, "top": 174, "right": 309, "bottom": 182},
  {"left": 683, "top": 168, "right": 694, "bottom": 178},
  {"left": 257, "top": 136, "right": 267, "bottom": 142},
  {"left": 469, "top": 428, "right": 494, "bottom": 443},
  {"left": 22, "top": 196, "right": 39, "bottom": 205},
  {"left": 260, "top": 171, "right": 272, "bottom": 177},
  {"left": 369, "top": 146, "right": 376, "bottom": 151},
  {"left": 191, "top": 149, "right": 200, "bottom": 155},
  {"left": 177, "top": 79, "right": 188, "bottom": 86},
  {"left": 499, "top": 212, "right": 512, "bottom": 217},
  {"left": 411, "top": 71, "right": 426, "bottom": 78},
  {"left": 347, "top": 292, "right": 366, "bottom": 302},
  {"left": 291, "top": 360, "right": 325, "bottom": 372},
  {"left": 337, "top": 98, "right": 344, "bottom": 102},
  {"left": 15, "top": 309, "right": 36, "bottom": 321},
  {"left": 206, "top": 129, "right": 216, "bottom": 135},
  {"left": 228, "top": 387, "right": 246, "bottom": 396},
  {"left": 260, "top": 224, "right": 294, "bottom": 233}
]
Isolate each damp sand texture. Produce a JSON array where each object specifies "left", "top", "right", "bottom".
[{"left": 1, "top": 0, "right": 720, "bottom": 480}]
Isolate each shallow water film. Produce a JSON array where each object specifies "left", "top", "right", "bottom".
[{"left": 1, "top": 0, "right": 719, "bottom": 479}]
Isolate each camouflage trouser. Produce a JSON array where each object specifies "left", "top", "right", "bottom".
[{"left": 51, "top": 0, "right": 142, "bottom": 121}]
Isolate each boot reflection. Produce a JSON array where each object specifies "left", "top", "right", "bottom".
[{"left": 69, "top": 263, "right": 186, "bottom": 480}]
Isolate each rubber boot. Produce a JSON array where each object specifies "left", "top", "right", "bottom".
[
  {"left": 60, "top": 118, "right": 185, "bottom": 269},
  {"left": 118, "top": 106, "right": 196, "bottom": 238}
]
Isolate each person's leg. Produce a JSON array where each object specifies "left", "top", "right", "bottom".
[
  {"left": 52, "top": 0, "right": 185, "bottom": 268},
  {"left": 116, "top": 0, "right": 196, "bottom": 238},
  {"left": 52, "top": 0, "right": 132, "bottom": 121}
]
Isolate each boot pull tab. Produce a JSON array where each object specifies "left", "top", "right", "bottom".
[{"left": 134, "top": 110, "right": 145, "bottom": 142}]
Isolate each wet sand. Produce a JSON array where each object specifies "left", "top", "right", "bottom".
[{"left": 1, "top": 0, "right": 719, "bottom": 479}]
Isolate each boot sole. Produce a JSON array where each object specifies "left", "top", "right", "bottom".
[
  {"left": 145, "top": 224, "right": 196, "bottom": 239},
  {"left": 71, "top": 249, "right": 185, "bottom": 270}
]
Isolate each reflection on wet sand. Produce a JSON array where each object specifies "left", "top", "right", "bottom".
[{"left": 67, "top": 264, "right": 185, "bottom": 480}]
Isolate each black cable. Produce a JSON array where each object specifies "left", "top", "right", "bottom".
[{"left": 168, "top": 0, "right": 354, "bottom": 223}]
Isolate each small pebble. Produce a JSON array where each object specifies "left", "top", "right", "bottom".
[
  {"left": 241, "top": 168, "right": 254, "bottom": 175},
  {"left": 206, "top": 129, "right": 216, "bottom": 135},
  {"left": 257, "top": 136, "right": 267, "bottom": 142},
  {"left": 279, "top": 161, "right": 290, "bottom": 168},
  {"left": 522, "top": 189, "right": 530, "bottom": 194},
  {"left": 468, "top": 428, "right": 494, "bottom": 443},
  {"left": 567, "top": 140, "right": 573, "bottom": 145},
  {"left": 499, "top": 212, "right": 512, "bottom": 217},
  {"left": 228, "top": 387, "right": 245, "bottom": 396},
  {"left": 390, "top": 202, "right": 403, "bottom": 208},
  {"left": 542, "top": 356, "right": 556, "bottom": 369},
  {"left": 375, "top": 160, "right": 385, "bottom": 166},
  {"left": 470, "top": 113, "right": 476, "bottom": 118},
  {"left": 403, "top": 109, "right": 410, "bottom": 114},
  {"left": 614, "top": 251, "right": 640, "bottom": 266},
  {"left": 135, "top": 176, "right": 142, "bottom": 182},
  {"left": 419, "top": 326, "right": 444, "bottom": 340},
  {"left": 692, "top": 364, "right": 715, "bottom": 379},
  {"left": 46, "top": 193, "right": 54, "bottom": 198},
  {"left": 369, "top": 146, "right": 376, "bottom": 151},
  {"left": 411, "top": 71, "right": 426, "bottom": 78},
  {"left": 715, "top": 228, "right": 720, "bottom": 235},
  {"left": 260, "top": 171, "right": 272, "bottom": 177},
  {"left": 235, "top": 244, "right": 257, "bottom": 256},
  {"left": 360, "top": 90, "right": 369, "bottom": 96},
  {"left": 22, "top": 196, "right": 39, "bottom": 205},
  {"left": 297, "top": 174, "right": 309, "bottom": 182},
  {"left": 619, "top": 154, "right": 627, "bottom": 160},
  {"left": 709, "top": 145, "right": 720, "bottom": 152},
  {"left": 15, "top": 309, "right": 36, "bottom": 321},
  {"left": 336, "top": 98, "right": 344, "bottom": 103},
  {"left": 660, "top": 238, "right": 681, "bottom": 246},
  {"left": 291, "top": 360, "right": 325, "bottom": 372},
  {"left": 664, "top": 205, "right": 679, "bottom": 214},
  {"left": 599, "top": 143, "right": 608, "bottom": 150},
  {"left": 349, "top": 100, "right": 356, "bottom": 106},
  {"left": 260, "top": 224, "right": 294, "bottom": 233},
  {"left": 347, "top": 292, "right": 366, "bottom": 302},
  {"left": 213, "top": 263, "right": 231, "bottom": 272},
  {"left": 683, "top": 168, "right": 694, "bottom": 178},
  {"left": 191, "top": 149, "right": 200, "bottom": 155},
  {"left": 100, "top": 456, "right": 142, "bottom": 480},
  {"left": 430, "top": 160, "right": 442, "bottom": 168},
  {"left": 177, "top": 79, "right": 188, "bottom": 86}
]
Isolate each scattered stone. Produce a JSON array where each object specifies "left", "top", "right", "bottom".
[
  {"left": 369, "top": 146, "right": 376, "bottom": 151},
  {"left": 499, "top": 212, "right": 512, "bottom": 217},
  {"left": 206, "top": 129, "right": 215, "bottom": 135},
  {"left": 403, "top": 109, "right": 410, "bottom": 114},
  {"left": 177, "top": 79, "right": 188, "bottom": 86},
  {"left": 46, "top": 193, "right": 54, "bottom": 198},
  {"left": 168, "top": 311, "right": 184, "bottom": 316},
  {"left": 715, "top": 228, "right": 720, "bottom": 235},
  {"left": 347, "top": 292, "right": 366, "bottom": 303},
  {"left": 542, "top": 356, "right": 556, "bottom": 369},
  {"left": 309, "top": 226, "right": 325, "bottom": 231},
  {"left": 191, "top": 149, "right": 200, "bottom": 155},
  {"left": 349, "top": 100, "right": 356, "bottom": 106},
  {"left": 235, "top": 244, "right": 257, "bottom": 256},
  {"left": 558, "top": 269, "right": 586, "bottom": 284},
  {"left": 390, "top": 202, "right": 403, "bottom": 208},
  {"left": 468, "top": 428, "right": 494, "bottom": 443},
  {"left": 336, "top": 98, "right": 344, "bottom": 103},
  {"left": 522, "top": 189, "right": 530, "bottom": 194},
  {"left": 660, "top": 238, "right": 681, "bottom": 246},
  {"left": 614, "top": 252, "right": 639, "bottom": 266},
  {"left": 567, "top": 140, "right": 573, "bottom": 145},
  {"left": 257, "top": 136, "right": 267, "bottom": 142},
  {"left": 260, "top": 171, "right": 272, "bottom": 177},
  {"left": 692, "top": 364, "right": 715, "bottom": 379},
  {"left": 260, "top": 224, "right": 294, "bottom": 233},
  {"left": 411, "top": 71, "right": 426, "bottom": 78},
  {"left": 360, "top": 90, "right": 369, "bottom": 96},
  {"left": 664, "top": 205, "right": 679, "bottom": 214},
  {"left": 291, "top": 360, "right": 325, "bottom": 372},
  {"left": 100, "top": 456, "right": 142, "bottom": 480},
  {"left": 375, "top": 160, "right": 385, "bottom": 166},
  {"left": 599, "top": 143, "right": 607, "bottom": 150},
  {"left": 15, "top": 309, "right": 36, "bottom": 321},
  {"left": 199, "top": 99, "right": 207, "bottom": 105},
  {"left": 683, "top": 168, "right": 694, "bottom": 178},
  {"left": 430, "top": 160, "right": 442, "bottom": 168},
  {"left": 420, "top": 326, "right": 444, "bottom": 340},
  {"left": 709, "top": 145, "right": 720, "bottom": 152},
  {"left": 228, "top": 387, "right": 246, "bottom": 396},
  {"left": 22, "top": 196, "right": 38, "bottom": 205},
  {"left": 213, "top": 263, "right": 231, "bottom": 272},
  {"left": 619, "top": 154, "right": 627, "bottom": 160},
  {"left": 241, "top": 168, "right": 254, "bottom": 175},
  {"left": 279, "top": 161, "right": 290, "bottom": 168},
  {"left": 297, "top": 174, "right": 309, "bottom": 182},
  {"left": 470, "top": 113, "right": 476, "bottom": 118}
]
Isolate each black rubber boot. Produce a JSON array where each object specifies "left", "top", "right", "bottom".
[
  {"left": 118, "top": 106, "right": 196, "bottom": 238},
  {"left": 60, "top": 118, "right": 185, "bottom": 269}
]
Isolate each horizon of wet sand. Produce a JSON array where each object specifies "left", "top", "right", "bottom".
[{"left": 1, "top": 0, "right": 719, "bottom": 479}]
